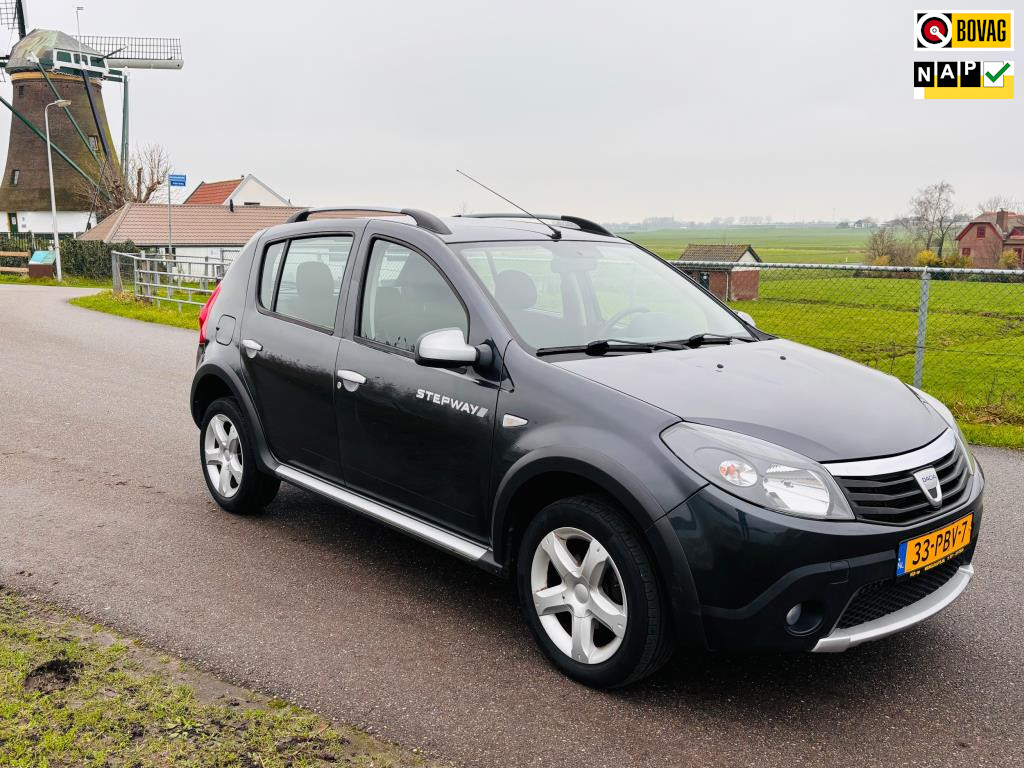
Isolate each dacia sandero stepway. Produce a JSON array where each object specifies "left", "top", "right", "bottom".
[{"left": 190, "top": 208, "right": 983, "bottom": 687}]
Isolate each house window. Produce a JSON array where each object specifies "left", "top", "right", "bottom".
[
  {"left": 88, "top": 136, "right": 99, "bottom": 152},
  {"left": 17, "top": 85, "right": 24, "bottom": 97},
  {"left": 977, "top": 225, "right": 986, "bottom": 238},
  {"left": 9, "top": 169, "right": 19, "bottom": 186},
  {"left": 962, "top": 247, "right": 971, "bottom": 256}
]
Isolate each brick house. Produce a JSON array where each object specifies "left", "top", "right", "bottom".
[
  {"left": 955, "top": 210, "right": 1024, "bottom": 269},
  {"left": 674, "top": 244, "right": 761, "bottom": 301}
]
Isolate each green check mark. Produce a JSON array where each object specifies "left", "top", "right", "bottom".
[{"left": 985, "top": 63, "right": 1010, "bottom": 82}]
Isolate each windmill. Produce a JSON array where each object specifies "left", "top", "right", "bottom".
[{"left": 0, "top": 0, "right": 183, "bottom": 234}]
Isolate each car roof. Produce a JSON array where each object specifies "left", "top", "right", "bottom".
[{"left": 257, "top": 211, "right": 622, "bottom": 245}]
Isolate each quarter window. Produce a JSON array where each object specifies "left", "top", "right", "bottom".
[
  {"left": 359, "top": 240, "right": 467, "bottom": 353},
  {"left": 260, "top": 235, "right": 352, "bottom": 329}
]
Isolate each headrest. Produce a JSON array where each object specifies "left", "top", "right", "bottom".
[
  {"left": 296, "top": 260, "right": 333, "bottom": 298},
  {"left": 494, "top": 269, "right": 537, "bottom": 311}
]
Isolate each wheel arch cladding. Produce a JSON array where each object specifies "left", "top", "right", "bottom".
[
  {"left": 492, "top": 451, "right": 708, "bottom": 649},
  {"left": 190, "top": 363, "right": 276, "bottom": 474}
]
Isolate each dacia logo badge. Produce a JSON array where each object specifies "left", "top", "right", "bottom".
[{"left": 913, "top": 467, "right": 943, "bottom": 508}]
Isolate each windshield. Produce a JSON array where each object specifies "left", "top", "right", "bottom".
[{"left": 453, "top": 240, "right": 750, "bottom": 351}]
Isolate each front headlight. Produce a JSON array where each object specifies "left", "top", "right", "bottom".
[
  {"left": 661, "top": 423, "right": 855, "bottom": 520},
  {"left": 909, "top": 386, "right": 976, "bottom": 475}
]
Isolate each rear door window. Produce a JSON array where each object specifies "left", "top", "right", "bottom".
[{"left": 259, "top": 235, "right": 353, "bottom": 329}]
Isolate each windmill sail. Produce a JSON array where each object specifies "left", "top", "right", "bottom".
[
  {"left": 0, "top": 0, "right": 27, "bottom": 39},
  {"left": 75, "top": 36, "right": 183, "bottom": 70}
]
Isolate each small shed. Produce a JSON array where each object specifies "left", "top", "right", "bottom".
[{"left": 674, "top": 244, "right": 761, "bottom": 301}]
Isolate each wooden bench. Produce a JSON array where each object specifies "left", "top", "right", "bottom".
[{"left": 0, "top": 252, "right": 30, "bottom": 276}]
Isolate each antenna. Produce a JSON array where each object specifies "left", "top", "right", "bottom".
[{"left": 456, "top": 169, "right": 561, "bottom": 240}]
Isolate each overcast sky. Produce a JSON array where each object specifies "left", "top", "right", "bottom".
[{"left": 3, "top": 0, "right": 1021, "bottom": 221}]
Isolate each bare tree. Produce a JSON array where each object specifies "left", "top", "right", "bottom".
[
  {"left": 867, "top": 226, "right": 918, "bottom": 266},
  {"left": 77, "top": 143, "right": 172, "bottom": 220},
  {"left": 908, "top": 181, "right": 967, "bottom": 259},
  {"left": 977, "top": 194, "right": 1021, "bottom": 214}
]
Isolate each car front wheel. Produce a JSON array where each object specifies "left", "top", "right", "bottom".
[{"left": 517, "top": 494, "right": 672, "bottom": 687}]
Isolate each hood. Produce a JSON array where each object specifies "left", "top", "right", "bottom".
[{"left": 554, "top": 339, "right": 944, "bottom": 462}]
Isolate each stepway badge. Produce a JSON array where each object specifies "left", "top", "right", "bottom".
[
  {"left": 916, "top": 11, "right": 1014, "bottom": 50},
  {"left": 914, "top": 60, "right": 1014, "bottom": 98}
]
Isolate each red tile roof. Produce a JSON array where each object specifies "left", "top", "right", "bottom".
[
  {"left": 183, "top": 179, "right": 242, "bottom": 205},
  {"left": 677, "top": 243, "right": 761, "bottom": 263},
  {"left": 79, "top": 203, "right": 305, "bottom": 246}
]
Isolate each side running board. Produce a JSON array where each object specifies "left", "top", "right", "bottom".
[{"left": 275, "top": 465, "right": 490, "bottom": 562}]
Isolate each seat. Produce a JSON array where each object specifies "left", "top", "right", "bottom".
[{"left": 295, "top": 260, "right": 338, "bottom": 328}]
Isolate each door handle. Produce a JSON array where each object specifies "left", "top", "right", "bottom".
[
  {"left": 337, "top": 369, "right": 366, "bottom": 392},
  {"left": 241, "top": 339, "right": 263, "bottom": 358}
]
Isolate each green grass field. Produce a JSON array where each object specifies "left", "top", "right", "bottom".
[{"left": 626, "top": 226, "right": 871, "bottom": 264}]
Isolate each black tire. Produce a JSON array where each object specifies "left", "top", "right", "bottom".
[
  {"left": 516, "top": 494, "right": 672, "bottom": 688},
  {"left": 200, "top": 397, "right": 280, "bottom": 515}
]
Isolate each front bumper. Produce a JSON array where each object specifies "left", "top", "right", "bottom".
[
  {"left": 662, "top": 467, "right": 984, "bottom": 652},
  {"left": 812, "top": 562, "right": 973, "bottom": 652}
]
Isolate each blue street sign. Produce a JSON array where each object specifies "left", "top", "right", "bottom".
[{"left": 169, "top": 174, "right": 187, "bottom": 187}]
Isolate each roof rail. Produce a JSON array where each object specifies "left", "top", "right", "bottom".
[
  {"left": 286, "top": 207, "right": 451, "bottom": 235},
  {"left": 456, "top": 213, "right": 613, "bottom": 238}
]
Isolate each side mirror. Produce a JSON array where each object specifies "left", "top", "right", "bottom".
[
  {"left": 735, "top": 311, "right": 756, "bottom": 328},
  {"left": 415, "top": 328, "right": 480, "bottom": 368}
]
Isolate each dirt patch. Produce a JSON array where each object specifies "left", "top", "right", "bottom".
[{"left": 24, "top": 656, "right": 83, "bottom": 693}]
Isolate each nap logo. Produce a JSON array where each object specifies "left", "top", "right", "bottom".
[
  {"left": 916, "top": 11, "right": 1014, "bottom": 50},
  {"left": 914, "top": 60, "right": 1014, "bottom": 98}
]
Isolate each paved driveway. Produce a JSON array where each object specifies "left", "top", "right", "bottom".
[{"left": 1, "top": 284, "right": 1021, "bottom": 767}]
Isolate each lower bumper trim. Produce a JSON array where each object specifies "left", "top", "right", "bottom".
[{"left": 812, "top": 563, "right": 974, "bottom": 652}]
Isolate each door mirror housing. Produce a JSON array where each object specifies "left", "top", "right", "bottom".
[
  {"left": 735, "top": 310, "right": 756, "bottom": 328},
  {"left": 416, "top": 328, "right": 480, "bottom": 368}
]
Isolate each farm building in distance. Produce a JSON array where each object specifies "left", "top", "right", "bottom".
[
  {"left": 956, "top": 210, "right": 1024, "bottom": 269},
  {"left": 674, "top": 244, "right": 761, "bottom": 301}
]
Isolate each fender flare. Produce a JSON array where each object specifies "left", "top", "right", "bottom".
[
  {"left": 190, "top": 363, "right": 277, "bottom": 474},
  {"left": 491, "top": 446, "right": 707, "bottom": 649}
]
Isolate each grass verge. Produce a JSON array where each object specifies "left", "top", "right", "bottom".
[
  {"left": 0, "top": 588, "right": 444, "bottom": 768},
  {"left": 69, "top": 290, "right": 200, "bottom": 331},
  {"left": 0, "top": 274, "right": 112, "bottom": 288}
]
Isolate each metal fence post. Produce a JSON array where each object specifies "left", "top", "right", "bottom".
[
  {"left": 111, "top": 252, "right": 123, "bottom": 295},
  {"left": 913, "top": 268, "right": 931, "bottom": 388}
]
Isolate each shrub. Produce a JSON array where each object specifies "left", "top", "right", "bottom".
[
  {"left": 999, "top": 249, "right": 1021, "bottom": 270},
  {"left": 59, "top": 240, "right": 137, "bottom": 279},
  {"left": 915, "top": 249, "right": 940, "bottom": 267}
]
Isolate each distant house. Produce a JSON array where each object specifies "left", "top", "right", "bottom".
[
  {"left": 674, "top": 244, "right": 761, "bottom": 301},
  {"left": 78, "top": 202, "right": 304, "bottom": 261},
  {"left": 183, "top": 174, "right": 291, "bottom": 208},
  {"left": 956, "top": 210, "right": 1024, "bottom": 269}
]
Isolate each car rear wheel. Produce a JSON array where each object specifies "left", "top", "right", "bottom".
[
  {"left": 517, "top": 494, "right": 671, "bottom": 688},
  {"left": 200, "top": 397, "right": 279, "bottom": 514}
]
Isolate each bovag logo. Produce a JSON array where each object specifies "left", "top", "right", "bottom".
[{"left": 915, "top": 10, "right": 1014, "bottom": 49}]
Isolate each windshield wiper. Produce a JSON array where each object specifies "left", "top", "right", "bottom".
[
  {"left": 675, "top": 333, "right": 755, "bottom": 348},
  {"left": 536, "top": 339, "right": 684, "bottom": 357}
]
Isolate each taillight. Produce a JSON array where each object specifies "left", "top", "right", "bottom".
[{"left": 198, "top": 283, "right": 222, "bottom": 345}]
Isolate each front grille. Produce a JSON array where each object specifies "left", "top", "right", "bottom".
[
  {"left": 833, "top": 442, "right": 971, "bottom": 525},
  {"left": 836, "top": 558, "right": 963, "bottom": 629}
]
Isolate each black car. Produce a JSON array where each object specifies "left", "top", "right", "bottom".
[{"left": 191, "top": 207, "right": 983, "bottom": 687}]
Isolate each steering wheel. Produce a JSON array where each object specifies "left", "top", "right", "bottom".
[{"left": 601, "top": 305, "right": 651, "bottom": 334}]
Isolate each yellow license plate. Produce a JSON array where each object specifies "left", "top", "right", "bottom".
[{"left": 897, "top": 514, "right": 973, "bottom": 576}]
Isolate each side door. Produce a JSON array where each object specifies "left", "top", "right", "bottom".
[
  {"left": 239, "top": 232, "right": 355, "bottom": 481},
  {"left": 335, "top": 236, "right": 499, "bottom": 538}
]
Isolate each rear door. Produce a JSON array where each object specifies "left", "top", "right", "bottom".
[
  {"left": 334, "top": 235, "right": 500, "bottom": 538},
  {"left": 239, "top": 232, "right": 355, "bottom": 481}
]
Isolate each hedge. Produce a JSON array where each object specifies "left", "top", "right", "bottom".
[{"left": 0, "top": 234, "right": 135, "bottom": 279}]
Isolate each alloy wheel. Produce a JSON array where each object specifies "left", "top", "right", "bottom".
[
  {"left": 530, "top": 527, "right": 628, "bottom": 665},
  {"left": 204, "top": 413, "right": 243, "bottom": 499}
]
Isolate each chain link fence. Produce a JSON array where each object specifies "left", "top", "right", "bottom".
[{"left": 674, "top": 260, "right": 1024, "bottom": 437}]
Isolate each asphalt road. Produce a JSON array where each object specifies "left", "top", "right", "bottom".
[{"left": 1, "top": 284, "right": 1021, "bottom": 768}]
